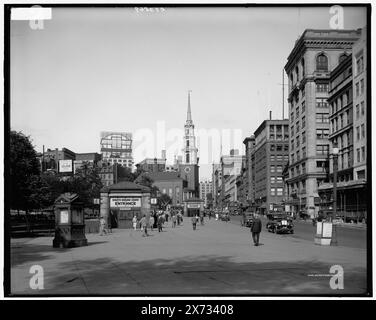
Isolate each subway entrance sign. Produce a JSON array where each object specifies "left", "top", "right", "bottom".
[{"left": 110, "top": 197, "right": 141, "bottom": 208}]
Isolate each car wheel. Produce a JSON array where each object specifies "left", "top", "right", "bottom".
[{"left": 291, "top": 230, "right": 294, "bottom": 234}]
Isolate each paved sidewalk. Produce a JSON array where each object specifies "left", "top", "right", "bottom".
[{"left": 10, "top": 218, "right": 368, "bottom": 296}]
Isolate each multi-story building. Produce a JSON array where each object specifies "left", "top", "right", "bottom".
[
  {"left": 318, "top": 27, "right": 367, "bottom": 220},
  {"left": 41, "top": 147, "right": 76, "bottom": 173},
  {"left": 352, "top": 27, "right": 367, "bottom": 181},
  {"left": 143, "top": 172, "right": 186, "bottom": 206},
  {"left": 212, "top": 163, "right": 221, "bottom": 209},
  {"left": 74, "top": 152, "right": 102, "bottom": 173},
  {"left": 252, "top": 119, "right": 289, "bottom": 214},
  {"left": 242, "top": 135, "right": 256, "bottom": 209},
  {"left": 100, "top": 131, "right": 134, "bottom": 170},
  {"left": 284, "top": 29, "right": 361, "bottom": 217},
  {"left": 135, "top": 151, "right": 167, "bottom": 174},
  {"left": 199, "top": 180, "right": 213, "bottom": 208},
  {"left": 220, "top": 149, "right": 244, "bottom": 207},
  {"left": 99, "top": 165, "right": 115, "bottom": 187}
]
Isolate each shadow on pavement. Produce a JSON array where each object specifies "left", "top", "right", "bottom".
[
  {"left": 10, "top": 241, "right": 107, "bottom": 267},
  {"left": 15, "top": 254, "right": 368, "bottom": 296}
]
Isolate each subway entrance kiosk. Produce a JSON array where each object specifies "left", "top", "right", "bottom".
[{"left": 100, "top": 181, "right": 151, "bottom": 229}]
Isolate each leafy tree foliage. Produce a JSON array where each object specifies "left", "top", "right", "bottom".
[{"left": 9, "top": 131, "right": 41, "bottom": 211}]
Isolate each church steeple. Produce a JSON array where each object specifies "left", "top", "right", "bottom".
[
  {"left": 186, "top": 90, "right": 192, "bottom": 124},
  {"left": 182, "top": 90, "right": 198, "bottom": 165}
]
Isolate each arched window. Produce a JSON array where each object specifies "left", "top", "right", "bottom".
[
  {"left": 316, "top": 54, "right": 328, "bottom": 71},
  {"left": 339, "top": 53, "right": 347, "bottom": 64},
  {"left": 301, "top": 58, "right": 305, "bottom": 76}
]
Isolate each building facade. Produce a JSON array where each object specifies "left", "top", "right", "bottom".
[
  {"left": 135, "top": 151, "right": 167, "bottom": 174},
  {"left": 252, "top": 120, "right": 289, "bottom": 214},
  {"left": 212, "top": 163, "right": 221, "bottom": 209},
  {"left": 100, "top": 131, "right": 134, "bottom": 170},
  {"left": 40, "top": 147, "right": 76, "bottom": 174},
  {"left": 220, "top": 149, "right": 245, "bottom": 208},
  {"left": 242, "top": 135, "right": 256, "bottom": 209},
  {"left": 352, "top": 27, "right": 367, "bottom": 181},
  {"left": 145, "top": 172, "right": 185, "bottom": 206},
  {"left": 284, "top": 29, "right": 361, "bottom": 217},
  {"left": 199, "top": 180, "right": 213, "bottom": 208},
  {"left": 318, "top": 27, "right": 367, "bottom": 221},
  {"left": 74, "top": 152, "right": 102, "bottom": 173}
]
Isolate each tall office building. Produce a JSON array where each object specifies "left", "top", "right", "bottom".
[
  {"left": 252, "top": 120, "right": 289, "bottom": 214},
  {"left": 220, "top": 149, "right": 245, "bottom": 207},
  {"left": 200, "top": 180, "right": 213, "bottom": 208},
  {"left": 100, "top": 132, "right": 134, "bottom": 170},
  {"left": 318, "top": 27, "right": 367, "bottom": 219},
  {"left": 284, "top": 29, "right": 361, "bottom": 217}
]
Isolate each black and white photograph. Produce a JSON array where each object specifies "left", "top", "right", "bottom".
[{"left": 3, "top": 2, "right": 372, "bottom": 300}]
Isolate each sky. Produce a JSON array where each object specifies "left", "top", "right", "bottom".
[{"left": 10, "top": 6, "right": 367, "bottom": 179}]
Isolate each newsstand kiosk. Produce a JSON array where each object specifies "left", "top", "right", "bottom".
[{"left": 52, "top": 193, "right": 88, "bottom": 248}]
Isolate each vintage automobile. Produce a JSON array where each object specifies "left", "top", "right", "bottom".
[
  {"left": 241, "top": 212, "right": 255, "bottom": 228},
  {"left": 266, "top": 213, "right": 294, "bottom": 234}
]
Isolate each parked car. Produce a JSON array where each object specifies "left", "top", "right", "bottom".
[
  {"left": 299, "top": 210, "right": 310, "bottom": 220},
  {"left": 266, "top": 213, "right": 294, "bottom": 234}
]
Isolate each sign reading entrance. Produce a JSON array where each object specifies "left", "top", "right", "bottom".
[
  {"left": 187, "top": 204, "right": 200, "bottom": 209},
  {"left": 110, "top": 197, "right": 141, "bottom": 208}
]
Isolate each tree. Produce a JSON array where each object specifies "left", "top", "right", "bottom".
[
  {"left": 71, "top": 164, "right": 103, "bottom": 209},
  {"left": 9, "top": 131, "right": 41, "bottom": 212},
  {"left": 158, "top": 193, "right": 172, "bottom": 210},
  {"left": 116, "top": 164, "right": 136, "bottom": 182}
]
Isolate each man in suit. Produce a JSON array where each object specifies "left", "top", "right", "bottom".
[{"left": 251, "top": 213, "right": 262, "bottom": 246}]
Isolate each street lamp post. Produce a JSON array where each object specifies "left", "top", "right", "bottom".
[{"left": 331, "top": 144, "right": 339, "bottom": 246}]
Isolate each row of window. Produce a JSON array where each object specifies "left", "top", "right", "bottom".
[
  {"left": 270, "top": 144, "right": 289, "bottom": 152},
  {"left": 289, "top": 53, "right": 352, "bottom": 90},
  {"left": 270, "top": 188, "right": 284, "bottom": 196},
  {"left": 331, "top": 89, "right": 352, "bottom": 114},
  {"left": 270, "top": 155, "right": 289, "bottom": 162},
  {"left": 332, "top": 133, "right": 352, "bottom": 151},
  {"left": 330, "top": 111, "right": 351, "bottom": 133},
  {"left": 290, "top": 146, "right": 306, "bottom": 163},
  {"left": 270, "top": 165, "right": 284, "bottom": 173},
  {"left": 290, "top": 162, "right": 306, "bottom": 178},
  {"left": 270, "top": 176, "right": 283, "bottom": 184}
]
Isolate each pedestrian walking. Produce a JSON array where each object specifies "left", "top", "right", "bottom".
[
  {"left": 108, "top": 211, "right": 114, "bottom": 233},
  {"left": 140, "top": 215, "right": 148, "bottom": 237},
  {"left": 132, "top": 215, "right": 138, "bottom": 231},
  {"left": 153, "top": 210, "right": 158, "bottom": 229},
  {"left": 172, "top": 214, "right": 177, "bottom": 228},
  {"left": 200, "top": 213, "right": 204, "bottom": 226},
  {"left": 191, "top": 215, "right": 198, "bottom": 230},
  {"left": 99, "top": 216, "right": 107, "bottom": 236},
  {"left": 208, "top": 211, "right": 212, "bottom": 220},
  {"left": 251, "top": 213, "right": 262, "bottom": 246},
  {"left": 149, "top": 215, "right": 155, "bottom": 231},
  {"left": 157, "top": 214, "right": 164, "bottom": 232}
]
